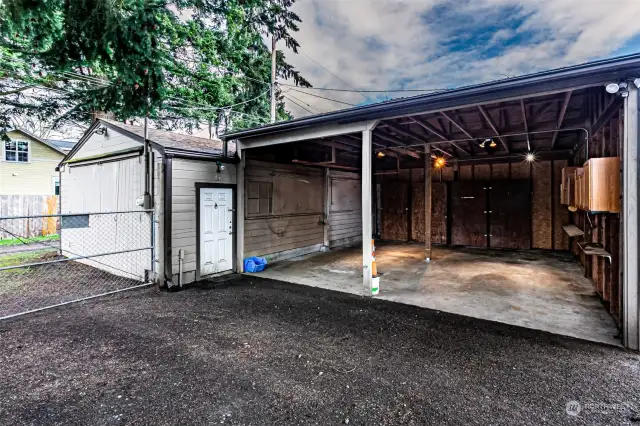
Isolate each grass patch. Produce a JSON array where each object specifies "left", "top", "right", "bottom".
[
  {"left": 0, "top": 249, "right": 58, "bottom": 268},
  {"left": 0, "top": 234, "right": 60, "bottom": 247},
  {"left": 0, "top": 249, "right": 59, "bottom": 295}
]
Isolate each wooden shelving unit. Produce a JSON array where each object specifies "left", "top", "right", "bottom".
[{"left": 561, "top": 157, "right": 620, "bottom": 213}]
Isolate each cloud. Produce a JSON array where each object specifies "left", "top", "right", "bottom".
[{"left": 279, "top": 0, "right": 640, "bottom": 117}]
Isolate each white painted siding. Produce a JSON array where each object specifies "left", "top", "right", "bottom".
[
  {"left": 72, "top": 127, "right": 140, "bottom": 159},
  {"left": 170, "top": 158, "right": 237, "bottom": 283},
  {"left": 328, "top": 171, "right": 362, "bottom": 247},
  {"left": 60, "top": 154, "right": 150, "bottom": 280},
  {"left": 244, "top": 160, "right": 325, "bottom": 260}
]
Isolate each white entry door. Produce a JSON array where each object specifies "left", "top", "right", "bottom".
[{"left": 199, "top": 187, "right": 234, "bottom": 276}]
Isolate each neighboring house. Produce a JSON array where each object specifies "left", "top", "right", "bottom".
[
  {"left": 59, "top": 119, "right": 236, "bottom": 285},
  {"left": 0, "top": 129, "right": 67, "bottom": 195}
]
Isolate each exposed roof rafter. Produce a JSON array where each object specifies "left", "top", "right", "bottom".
[
  {"left": 477, "top": 105, "right": 510, "bottom": 153},
  {"left": 550, "top": 90, "right": 572, "bottom": 148},
  {"left": 520, "top": 99, "right": 530, "bottom": 151}
]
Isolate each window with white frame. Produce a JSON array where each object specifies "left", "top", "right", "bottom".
[{"left": 4, "top": 140, "right": 29, "bottom": 162}]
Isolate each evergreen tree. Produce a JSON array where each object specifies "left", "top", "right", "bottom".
[{"left": 0, "top": 0, "right": 310, "bottom": 136}]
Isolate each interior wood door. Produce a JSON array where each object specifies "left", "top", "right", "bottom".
[
  {"left": 381, "top": 181, "right": 408, "bottom": 241},
  {"left": 489, "top": 180, "right": 531, "bottom": 249},
  {"left": 451, "top": 181, "right": 487, "bottom": 246}
]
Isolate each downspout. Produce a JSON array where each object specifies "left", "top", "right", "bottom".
[
  {"left": 178, "top": 249, "right": 184, "bottom": 287},
  {"left": 143, "top": 116, "right": 152, "bottom": 209},
  {"left": 163, "top": 154, "right": 174, "bottom": 289}
]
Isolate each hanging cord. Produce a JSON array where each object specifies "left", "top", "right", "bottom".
[{"left": 265, "top": 217, "right": 291, "bottom": 237}]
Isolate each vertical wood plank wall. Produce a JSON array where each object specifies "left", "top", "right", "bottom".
[
  {"left": 380, "top": 161, "right": 569, "bottom": 251},
  {"left": 570, "top": 88, "right": 622, "bottom": 325}
]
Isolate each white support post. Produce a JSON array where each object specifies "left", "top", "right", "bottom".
[
  {"left": 362, "top": 121, "right": 378, "bottom": 295},
  {"left": 323, "top": 168, "right": 331, "bottom": 250},
  {"left": 236, "top": 143, "right": 246, "bottom": 273},
  {"left": 623, "top": 81, "right": 640, "bottom": 350}
]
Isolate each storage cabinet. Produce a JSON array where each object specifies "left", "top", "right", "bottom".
[
  {"left": 562, "top": 158, "right": 620, "bottom": 213},
  {"left": 560, "top": 166, "right": 578, "bottom": 206}
]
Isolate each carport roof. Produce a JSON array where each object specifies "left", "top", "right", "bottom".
[{"left": 222, "top": 53, "right": 640, "bottom": 141}]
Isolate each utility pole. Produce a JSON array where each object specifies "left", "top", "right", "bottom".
[{"left": 270, "top": 36, "right": 277, "bottom": 123}]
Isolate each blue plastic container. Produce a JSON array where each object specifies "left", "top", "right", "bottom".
[{"left": 244, "top": 256, "right": 268, "bottom": 273}]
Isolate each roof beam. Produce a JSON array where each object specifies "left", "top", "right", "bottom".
[
  {"left": 477, "top": 105, "right": 509, "bottom": 153},
  {"left": 382, "top": 121, "right": 427, "bottom": 144},
  {"left": 439, "top": 111, "right": 474, "bottom": 139},
  {"left": 411, "top": 116, "right": 473, "bottom": 157},
  {"left": 520, "top": 99, "right": 530, "bottom": 151},
  {"left": 551, "top": 90, "right": 572, "bottom": 148},
  {"left": 432, "top": 145, "right": 454, "bottom": 158},
  {"left": 387, "top": 147, "right": 421, "bottom": 159},
  {"left": 374, "top": 131, "right": 407, "bottom": 147},
  {"left": 314, "top": 140, "right": 358, "bottom": 152},
  {"left": 410, "top": 116, "right": 447, "bottom": 140},
  {"left": 591, "top": 96, "right": 624, "bottom": 136}
]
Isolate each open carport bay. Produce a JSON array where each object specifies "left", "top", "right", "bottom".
[{"left": 258, "top": 243, "right": 620, "bottom": 346}]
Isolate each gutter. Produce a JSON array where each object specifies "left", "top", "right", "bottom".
[{"left": 222, "top": 53, "right": 640, "bottom": 140}]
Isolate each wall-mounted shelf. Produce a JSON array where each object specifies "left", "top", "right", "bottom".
[
  {"left": 578, "top": 242, "right": 612, "bottom": 262},
  {"left": 562, "top": 224, "right": 584, "bottom": 237}
]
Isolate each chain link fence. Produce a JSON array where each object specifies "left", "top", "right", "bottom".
[{"left": 0, "top": 210, "right": 155, "bottom": 320}]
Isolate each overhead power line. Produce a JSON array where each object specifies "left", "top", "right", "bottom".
[
  {"left": 278, "top": 82, "right": 448, "bottom": 93},
  {"left": 283, "top": 90, "right": 325, "bottom": 114},
  {"left": 282, "top": 94, "right": 315, "bottom": 115},
  {"left": 300, "top": 52, "right": 368, "bottom": 101},
  {"left": 287, "top": 87, "right": 357, "bottom": 107}
]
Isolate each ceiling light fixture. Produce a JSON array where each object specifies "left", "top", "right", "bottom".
[
  {"left": 434, "top": 157, "right": 446, "bottom": 168},
  {"left": 489, "top": 140, "right": 497, "bottom": 148},
  {"left": 525, "top": 152, "right": 536, "bottom": 163},
  {"left": 377, "top": 151, "right": 385, "bottom": 158},
  {"left": 479, "top": 138, "right": 491, "bottom": 148}
]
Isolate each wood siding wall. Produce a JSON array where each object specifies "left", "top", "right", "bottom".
[
  {"left": 170, "top": 158, "right": 237, "bottom": 283},
  {"left": 244, "top": 160, "right": 325, "bottom": 260},
  {"left": 328, "top": 171, "right": 362, "bottom": 247},
  {"left": 380, "top": 161, "right": 569, "bottom": 250},
  {"left": 571, "top": 89, "right": 622, "bottom": 325}
]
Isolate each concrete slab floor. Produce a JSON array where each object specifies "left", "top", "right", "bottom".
[{"left": 257, "top": 243, "right": 621, "bottom": 346}]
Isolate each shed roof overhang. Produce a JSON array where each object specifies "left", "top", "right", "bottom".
[{"left": 223, "top": 53, "right": 640, "bottom": 142}]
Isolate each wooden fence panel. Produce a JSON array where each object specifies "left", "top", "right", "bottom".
[{"left": 0, "top": 195, "right": 59, "bottom": 239}]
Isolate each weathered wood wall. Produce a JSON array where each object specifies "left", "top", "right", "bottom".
[
  {"left": 244, "top": 160, "right": 325, "bottom": 259},
  {"left": 379, "top": 160, "right": 569, "bottom": 250},
  {"left": 570, "top": 88, "right": 622, "bottom": 325},
  {"left": 328, "top": 171, "right": 362, "bottom": 247}
]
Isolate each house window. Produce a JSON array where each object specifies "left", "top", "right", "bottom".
[
  {"left": 4, "top": 140, "right": 29, "bottom": 162},
  {"left": 246, "top": 181, "right": 273, "bottom": 216},
  {"left": 52, "top": 176, "right": 60, "bottom": 195}
]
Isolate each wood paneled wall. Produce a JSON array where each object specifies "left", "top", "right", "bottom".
[
  {"left": 571, "top": 90, "right": 623, "bottom": 325},
  {"left": 379, "top": 160, "right": 570, "bottom": 251},
  {"left": 244, "top": 160, "right": 325, "bottom": 259}
]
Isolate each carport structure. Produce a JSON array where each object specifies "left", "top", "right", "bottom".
[{"left": 223, "top": 54, "right": 640, "bottom": 350}]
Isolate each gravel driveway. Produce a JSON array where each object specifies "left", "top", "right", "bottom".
[{"left": 0, "top": 276, "right": 638, "bottom": 425}]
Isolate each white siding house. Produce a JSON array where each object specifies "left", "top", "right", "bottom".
[{"left": 59, "top": 119, "right": 236, "bottom": 287}]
